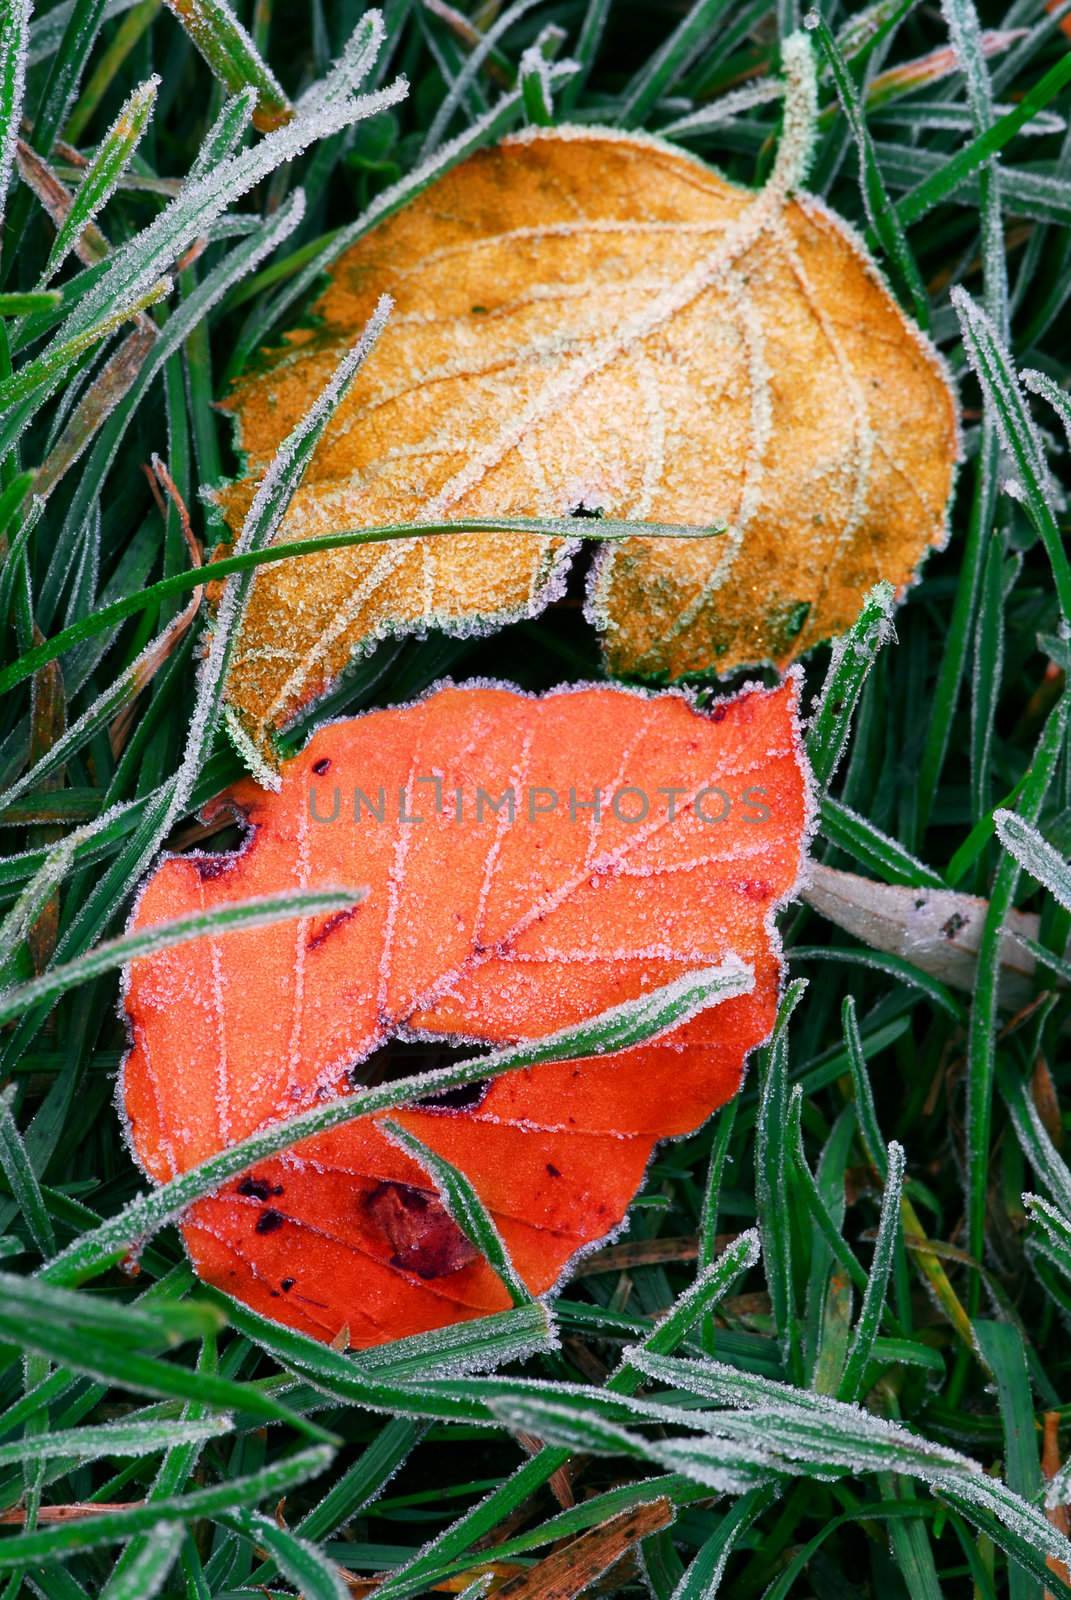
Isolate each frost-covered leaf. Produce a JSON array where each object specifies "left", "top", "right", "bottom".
[
  {"left": 122, "top": 677, "right": 809, "bottom": 1348},
  {"left": 801, "top": 859, "right": 1044, "bottom": 1008},
  {"left": 218, "top": 43, "right": 957, "bottom": 756}
]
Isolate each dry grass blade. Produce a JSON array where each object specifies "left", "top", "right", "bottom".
[
  {"left": 492, "top": 1498, "right": 675, "bottom": 1598},
  {"left": 15, "top": 140, "right": 109, "bottom": 266},
  {"left": 108, "top": 456, "right": 203, "bottom": 755},
  {"left": 34, "top": 319, "right": 157, "bottom": 499},
  {"left": 0, "top": 1502, "right": 145, "bottom": 1525},
  {"left": 574, "top": 1236, "right": 701, "bottom": 1274}
]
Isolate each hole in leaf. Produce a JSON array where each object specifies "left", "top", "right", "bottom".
[{"left": 351, "top": 1038, "right": 492, "bottom": 1113}]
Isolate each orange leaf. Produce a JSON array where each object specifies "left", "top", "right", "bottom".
[
  {"left": 122, "top": 678, "right": 809, "bottom": 1347},
  {"left": 217, "top": 123, "right": 957, "bottom": 759}
]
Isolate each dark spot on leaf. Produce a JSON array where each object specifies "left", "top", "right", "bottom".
[
  {"left": 255, "top": 1209, "right": 285, "bottom": 1234},
  {"left": 712, "top": 705, "right": 727, "bottom": 723},
  {"left": 546, "top": 1163, "right": 561, "bottom": 1177},
  {"left": 237, "top": 1175, "right": 272, "bottom": 1201},
  {"left": 364, "top": 1181, "right": 478, "bottom": 1279},
  {"left": 312, "top": 757, "right": 331, "bottom": 774},
  {"left": 942, "top": 912, "right": 968, "bottom": 940},
  {"left": 307, "top": 906, "right": 358, "bottom": 951},
  {"left": 281, "top": 1277, "right": 295, "bottom": 1292},
  {"left": 194, "top": 855, "right": 231, "bottom": 881}
]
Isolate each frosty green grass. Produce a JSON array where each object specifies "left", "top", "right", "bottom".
[{"left": 2, "top": 0, "right": 1071, "bottom": 1595}]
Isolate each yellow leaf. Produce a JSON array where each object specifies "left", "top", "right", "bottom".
[{"left": 219, "top": 106, "right": 957, "bottom": 757}]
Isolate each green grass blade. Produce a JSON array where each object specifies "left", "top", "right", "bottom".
[
  {"left": 997, "top": 1061, "right": 1071, "bottom": 1220},
  {"left": 697, "top": 1098, "right": 738, "bottom": 1352},
  {"left": 97, "top": 1524, "right": 183, "bottom": 1600},
  {"left": 843, "top": 995, "right": 888, "bottom": 1178},
  {"left": 226, "top": 1296, "right": 553, "bottom": 1393},
  {"left": 419, "top": 0, "right": 548, "bottom": 160},
  {"left": 99, "top": 1332, "right": 219, "bottom": 1594},
  {"left": 559, "top": 0, "right": 610, "bottom": 110},
  {"left": 787, "top": 1085, "right": 874, "bottom": 1307},
  {"left": 934, "top": 1475, "right": 1071, "bottom": 1600},
  {"left": 0, "top": 1445, "right": 335, "bottom": 1567},
  {"left": 0, "top": 0, "right": 30, "bottom": 236},
  {"left": 0, "top": 1083, "right": 55, "bottom": 1256},
  {"left": 0, "top": 514, "right": 722, "bottom": 698},
  {"left": 894, "top": 50, "right": 1071, "bottom": 233},
  {"left": 966, "top": 696, "right": 1069, "bottom": 1290},
  {"left": 373, "top": 1233, "right": 759, "bottom": 1600},
  {"left": 0, "top": 1312, "right": 332, "bottom": 1437},
  {"left": 953, "top": 287, "right": 1071, "bottom": 622},
  {"left": 163, "top": 0, "right": 292, "bottom": 130},
  {"left": 246, "top": 1416, "right": 423, "bottom": 1591},
  {"left": 838, "top": 1140, "right": 905, "bottom": 1403},
  {"left": 756, "top": 981, "right": 807, "bottom": 1379},
  {"left": 972, "top": 1318, "right": 1042, "bottom": 1600},
  {"left": 53, "top": 71, "right": 406, "bottom": 356},
  {"left": 809, "top": 11, "right": 928, "bottom": 325},
  {"left": 0, "top": 1415, "right": 231, "bottom": 1468},
  {"left": 1022, "top": 366, "right": 1071, "bottom": 446},
  {"left": 381, "top": 1118, "right": 533, "bottom": 1308},
  {"left": 0, "top": 1269, "right": 221, "bottom": 1342},
  {"left": 672, "top": 1485, "right": 778, "bottom": 1598},
  {"left": 0, "top": 886, "right": 361, "bottom": 1025},
  {"left": 27, "top": 0, "right": 107, "bottom": 168},
  {"left": 62, "top": 0, "right": 161, "bottom": 145},
  {"left": 819, "top": 796, "right": 947, "bottom": 888},
  {"left": 995, "top": 810, "right": 1071, "bottom": 909},
  {"left": 918, "top": 426, "right": 998, "bottom": 837},
  {"left": 189, "top": 84, "right": 257, "bottom": 179},
  {"left": 616, "top": 0, "right": 734, "bottom": 128},
  {"left": 0, "top": 291, "right": 62, "bottom": 316},
  {"left": 807, "top": 584, "right": 895, "bottom": 789},
  {"left": 0, "top": 274, "right": 170, "bottom": 421},
  {"left": 42, "top": 75, "right": 159, "bottom": 284},
  {"left": 223, "top": 1510, "right": 347, "bottom": 1600},
  {"left": 970, "top": 534, "right": 1012, "bottom": 822}
]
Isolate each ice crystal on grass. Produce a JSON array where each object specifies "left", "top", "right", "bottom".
[
  {"left": 298, "top": 9, "right": 386, "bottom": 113},
  {"left": 419, "top": 0, "right": 551, "bottom": 159},
  {"left": 57, "top": 77, "right": 407, "bottom": 356},
  {"left": 2, "top": 6, "right": 1070, "bottom": 1597},
  {"left": 0, "top": 0, "right": 30, "bottom": 236},
  {"left": 41, "top": 75, "right": 159, "bottom": 286}
]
